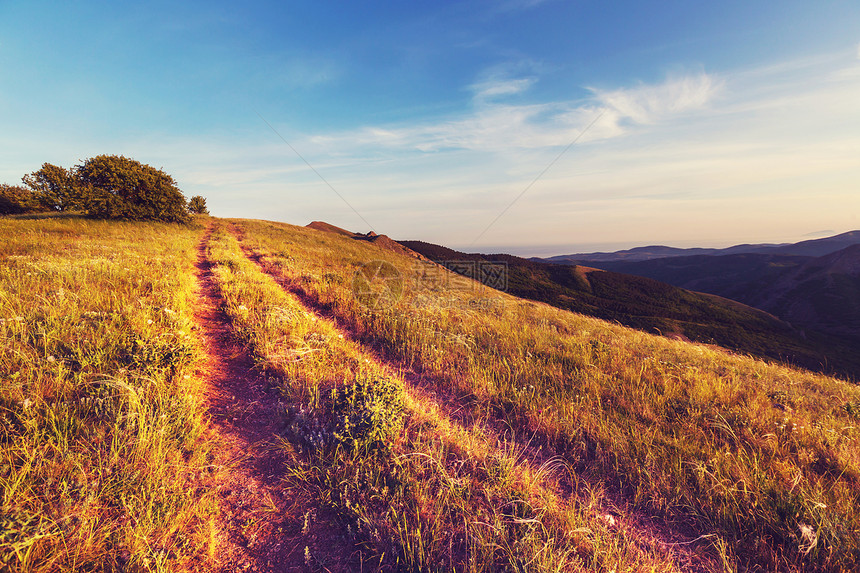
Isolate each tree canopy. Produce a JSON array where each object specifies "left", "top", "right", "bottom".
[
  {"left": 4, "top": 155, "right": 209, "bottom": 222},
  {"left": 188, "top": 195, "right": 209, "bottom": 215},
  {"left": 22, "top": 163, "right": 79, "bottom": 212},
  {"left": 76, "top": 155, "right": 190, "bottom": 222}
]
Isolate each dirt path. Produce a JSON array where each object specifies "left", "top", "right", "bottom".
[
  {"left": 235, "top": 234, "right": 723, "bottom": 573},
  {"left": 193, "top": 228, "right": 361, "bottom": 572}
]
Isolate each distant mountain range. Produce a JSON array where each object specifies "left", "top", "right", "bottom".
[
  {"left": 538, "top": 231, "right": 860, "bottom": 263},
  {"left": 533, "top": 231, "right": 860, "bottom": 357}
]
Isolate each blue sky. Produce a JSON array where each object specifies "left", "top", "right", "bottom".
[{"left": 2, "top": 1, "right": 858, "bottom": 255}]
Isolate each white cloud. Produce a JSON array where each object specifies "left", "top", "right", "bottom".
[
  {"left": 590, "top": 73, "right": 721, "bottom": 126},
  {"left": 471, "top": 77, "right": 536, "bottom": 100},
  {"left": 300, "top": 71, "right": 719, "bottom": 157},
  {"left": 244, "top": 55, "right": 858, "bottom": 249}
]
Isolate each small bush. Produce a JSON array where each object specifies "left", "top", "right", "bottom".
[
  {"left": 188, "top": 195, "right": 208, "bottom": 215},
  {"left": 0, "top": 183, "right": 38, "bottom": 215},
  {"left": 284, "top": 375, "right": 405, "bottom": 454},
  {"left": 331, "top": 375, "right": 405, "bottom": 451}
]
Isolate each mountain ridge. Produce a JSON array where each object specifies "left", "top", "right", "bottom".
[{"left": 538, "top": 230, "right": 860, "bottom": 263}]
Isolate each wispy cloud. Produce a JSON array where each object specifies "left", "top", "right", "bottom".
[
  {"left": 470, "top": 77, "right": 536, "bottom": 100},
  {"left": 804, "top": 229, "right": 835, "bottom": 237},
  {"left": 590, "top": 73, "right": 721, "bottom": 126},
  {"left": 306, "top": 71, "right": 719, "bottom": 156},
  {"left": 249, "top": 53, "right": 857, "bottom": 248}
]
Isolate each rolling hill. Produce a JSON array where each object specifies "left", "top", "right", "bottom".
[
  {"left": 5, "top": 214, "right": 860, "bottom": 572},
  {"left": 747, "top": 244, "right": 860, "bottom": 342},
  {"left": 538, "top": 233, "right": 860, "bottom": 361},
  {"left": 397, "top": 239, "right": 860, "bottom": 379}
]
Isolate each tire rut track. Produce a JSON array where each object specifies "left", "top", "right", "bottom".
[
  {"left": 234, "top": 230, "right": 723, "bottom": 573},
  {"left": 193, "top": 227, "right": 353, "bottom": 572}
]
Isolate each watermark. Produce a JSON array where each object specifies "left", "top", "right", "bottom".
[
  {"left": 352, "top": 260, "right": 405, "bottom": 309},
  {"left": 410, "top": 294, "right": 505, "bottom": 312},
  {"left": 409, "top": 260, "right": 508, "bottom": 293},
  {"left": 353, "top": 259, "right": 508, "bottom": 309}
]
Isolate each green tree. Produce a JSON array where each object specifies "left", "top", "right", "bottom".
[
  {"left": 76, "top": 155, "right": 190, "bottom": 223},
  {"left": 187, "top": 195, "right": 209, "bottom": 215},
  {"left": 22, "top": 163, "right": 80, "bottom": 211},
  {"left": 0, "top": 183, "right": 38, "bottom": 215}
]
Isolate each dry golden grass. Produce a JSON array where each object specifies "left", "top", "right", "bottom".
[
  {"left": 206, "top": 222, "right": 689, "bottom": 571},
  {"left": 0, "top": 215, "right": 217, "bottom": 572},
  {"left": 4, "top": 213, "right": 858, "bottom": 572},
  {"left": 233, "top": 217, "right": 860, "bottom": 572}
]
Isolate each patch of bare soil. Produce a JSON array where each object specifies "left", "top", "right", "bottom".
[
  {"left": 193, "top": 229, "right": 356, "bottom": 572},
  {"left": 236, "top": 234, "right": 724, "bottom": 573}
]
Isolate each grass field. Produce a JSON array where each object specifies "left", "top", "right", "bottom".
[
  {"left": 234, "top": 218, "right": 860, "bottom": 572},
  {"left": 0, "top": 216, "right": 214, "bottom": 572},
  {"left": 2, "top": 214, "right": 859, "bottom": 572},
  {"left": 205, "top": 222, "right": 682, "bottom": 571}
]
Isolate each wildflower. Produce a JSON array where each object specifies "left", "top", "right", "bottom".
[
  {"left": 601, "top": 513, "right": 617, "bottom": 527},
  {"left": 798, "top": 523, "right": 818, "bottom": 555},
  {"left": 47, "top": 355, "right": 56, "bottom": 363},
  {"left": 147, "top": 319, "right": 153, "bottom": 324},
  {"left": 22, "top": 398, "right": 31, "bottom": 409}
]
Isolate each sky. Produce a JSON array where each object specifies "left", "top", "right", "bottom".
[{"left": 1, "top": 0, "right": 859, "bottom": 256}]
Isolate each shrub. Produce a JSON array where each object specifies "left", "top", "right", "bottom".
[
  {"left": 76, "top": 155, "right": 190, "bottom": 223},
  {"left": 0, "top": 183, "right": 38, "bottom": 215},
  {"left": 284, "top": 375, "right": 405, "bottom": 454},
  {"left": 331, "top": 375, "right": 405, "bottom": 451},
  {"left": 188, "top": 195, "right": 209, "bottom": 215}
]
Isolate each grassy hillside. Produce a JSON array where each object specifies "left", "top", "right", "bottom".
[
  {"left": 206, "top": 224, "right": 669, "bottom": 571},
  {"left": 0, "top": 216, "right": 215, "bottom": 572},
  {"left": 398, "top": 240, "right": 857, "bottom": 379},
  {"left": 4, "top": 214, "right": 860, "bottom": 571},
  {"left": 238, "top": 219, "right": 860, "bottom": 571}
]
